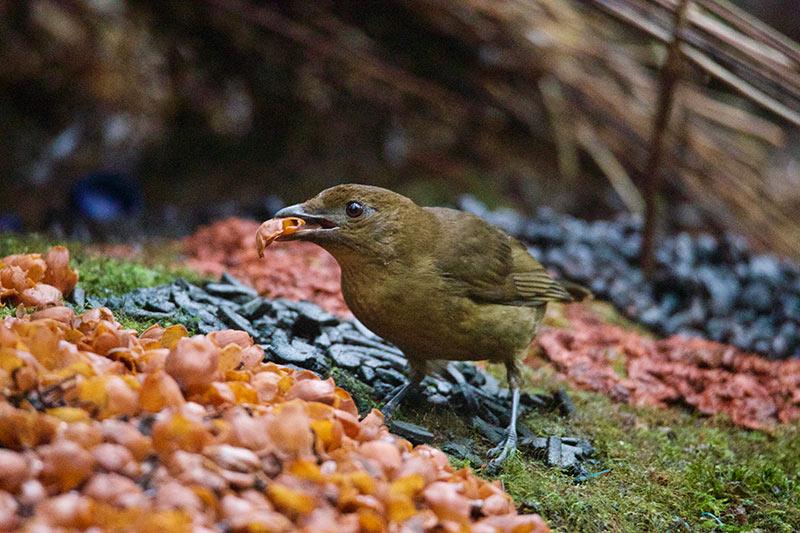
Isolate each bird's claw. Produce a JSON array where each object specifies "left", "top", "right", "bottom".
[{"left": 486, "top": 429, "right": 518, "bottom": 471}]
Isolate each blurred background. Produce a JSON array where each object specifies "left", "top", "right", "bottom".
[{"left": 0, "top": 0, "right": 798, "bottom": 258}]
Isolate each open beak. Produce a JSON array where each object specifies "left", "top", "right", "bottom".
[{"left": 273, "top": 203, "right": 339, "bottom": 240}]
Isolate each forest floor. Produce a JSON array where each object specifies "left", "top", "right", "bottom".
[{"left": 2, "top": 232, "right": 797, "bottom": 533}]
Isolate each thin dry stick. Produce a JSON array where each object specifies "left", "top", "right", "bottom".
[
  {"left": 576, "top": 123, "right": 645, "bottom": 215},
  {"left": 640, "top": 0, "right": 691, "bottom": 276},
  {"left": 539, "top": 76, "right": 580, "bottom": 181}
]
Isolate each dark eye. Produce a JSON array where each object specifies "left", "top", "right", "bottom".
[{"left": 345, "top": 201, "right": 364, "bottom": 218}]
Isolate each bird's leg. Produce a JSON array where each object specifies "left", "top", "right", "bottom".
[
  {"left": 381, "top": 359, "right": 426, "bottom": 422},
  {"left": 488, "top": 360, "right": 521, "bottom": 467}
]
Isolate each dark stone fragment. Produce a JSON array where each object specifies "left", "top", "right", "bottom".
[
  {"left": 521, "top": 392, "right": 550, "bottom": 408},
  {"left": 640, "top": 307, "right": 663, "bottom": 328},
  {"left": 375, "top": 367, "right": 407, "bottom": 386},
  {"left": 562, "top": 444, "right": 583, "bottom": 459},
  {"left": 205, "top": 282, "right": 258, "bottom": 299},
  {"left": 674, "top": 232, "right": 695, "bottom": 265},
  {"left": 198, "top": 322, "right": 218, "bottom": 334},
  {"left": 545, "top": 437, "right": 578, "bottom": 469},
  {"left": 699, "top": 269, "right": 739, "bottom": 316},
  {"left": 144, "top": 298, "right": 175, "bottom": 313},
  {"left": 328, "top": 345, "right": 364, "bottom": 369},
  {"left": 340, "top": 331, "right": 404, "bottom": 356},
  {"left": 275, "top": 308, "right": 299, "bottom": 329},
  {"left": 779, "top": 295, "right": 800, "bottom": 320},
  {"left": 338, "top": 337, "right": 406, "bottom": 369},
  {"left": 526, "top": 437, "right": 548, "bottom": 449},
  {"left": 687, "top": 297, "right": 707, "bottom": 326},
  {"left": 741, "top": 281, "right": 773, "bottom": 312},
  {"left": 753, "top": 338, "right": 771, "bottom": 355},
  {"left": 664, "top": 311, "right": 693, "bottom": 335},
  {"left": 175, "top": 278, "right": 214, "bottom": 302},
  {"left": 322, "top": 325, "right": 344, "bottom": 344},
  {"left": 275, "top": 299, "right": 339, "bottom": 326},
  {"left": 436, "top": 380, "right": 453, "bottom": 396},
  {"left": 556, "top": 388, "right": 577, "bottom": 417},
  {"left": 619, "top": 236, "right": 640, "bottom": 260},
  {"left": 129, "top": 309, "right": 172, "bottom": 319},
  {"left": 86, "top": 296, "right": 105, "bottom": 309},
  {"left": 706, "top": 318, "right": 730, "bottom": 342},
  {"left": 426, "top": 393, "right": 449, "bottom": 406},
  {"left": 658, "top": 292, "right": 680, "bottom": 315},
  {"left": 485, "top": 208, "right": 524, "bottom": 235},
  {"left": 172, "top": 288, "right": 202, "bottom": 314},
  {"left": 472, "top": 417, "right": 504, "bottom": 443},
  {"left": 547, "top": 436, "right": 562, "bottom": 467},
  {"left": 308, "top": 357, "right": 330, "bottom": 376},
  {"left": 292, "top": 315, "right": 322, "bottom": 341},
  {"left": 589, "top": 277, "right": 608, "bottom": 295},
  {"left": 221, "top": 272, "right": 260, "bottom": 295},
  {"left": 749, "top": 255, "right": 782, "bottom": 282},
  {"left": 470, "top": 389, "right": 511, "bottom": 421},
  {"left": 69, "top": 287, "right": 85, "bottom": 308},
  {"left": 358, "top": 365, "right": 376, "bottom": 383},
  {"left": 361, "top": 356, "right": 390, "bottom": 369},
  {"left": 314, "top": 331, "right": 332, "bottom": 349},
  {"left": 694, "top": 233, "right": 719, "bottom": 262},
  {"left": 217, "top": 307, "right": 258, "bottom": 338},
  {"left": 267, "top": 333, "right": 317, "bottom": 366},
  {"left": 480, "top": 373, "right": 501, "bottom": 397},
  {"left": 441, "top": 439, "right": 483, "bottom": 467},
  {"left": 238, "top": 298, "right": 274, "bottom": 319},
  {"left": 389, "top": 420, "right": 434, "bottom": 444},
  {"left": 197, "top": 309, "right": 218, "bottom": 325}
]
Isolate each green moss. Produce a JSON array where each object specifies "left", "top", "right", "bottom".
[
  {"left": 328, "top": 367, "right": 379, "bottom": 415},
  {"left": 0, "top": 232, "right": 205, "bottom": 301},
  {"left": 487, "top": 392, "right": 797, "bottom": 532},
  {"left": 0, "top": 232, "right": 206, "bottom": 335},
  {"left": 383, "top": 366, "right": 799, "bottom": 532}
]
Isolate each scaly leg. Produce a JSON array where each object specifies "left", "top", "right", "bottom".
[
  {"left": 488, "top": 360, "right": 521, "bottom": 467},
  {"left": 382, "top": 359, "right": 426, "bottom": 422}
]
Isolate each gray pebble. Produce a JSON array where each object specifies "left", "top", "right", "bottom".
[
  {"left": 218, "top": 307, "right": 258, "bottom": 338},
  {"left": 389, "top": 420, "right": 435, "bottom": 444},
  {"left": 328, "top": 345, "right": 364, "bottom": 369}
]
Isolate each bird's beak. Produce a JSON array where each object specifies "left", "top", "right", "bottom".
[{"left": 273, "top": 203, "right": 339, "bottom": 240}]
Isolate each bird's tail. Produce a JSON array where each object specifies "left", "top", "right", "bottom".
[{"left": 562, "top": 280, "right": 593, "bottom": 302}]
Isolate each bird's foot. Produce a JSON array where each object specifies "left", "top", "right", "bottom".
[
  {"left": 381, "top": 382, "right": 412, "bottom": 423},
  {"left": 486, "top": 428, "right": 518, "bottom": 472}
]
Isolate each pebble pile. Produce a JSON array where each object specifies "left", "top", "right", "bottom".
[
  {"left": 93, "top": 275, "right": 595, "bottom": 473},
  {"left": 0, "top": 246, "right": 78, "bottom": 308},
  {"left": 459, "top": 196, "right": 800, "bottom": 360},
  {"left": 0, "top": 300, "right": 549, "bottom": 531}
]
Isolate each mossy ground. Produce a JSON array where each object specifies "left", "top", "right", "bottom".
[
  {"left": 391, "top": 316, "right": 800, "bottom": 533},
  {"left": 393, "top": 378, "right": 799, "bottom": 532},
  {"left": 0, "top": 233, "right": 206, "bottom": 331},
  {"left": 3, "top": 232, "right": 798, "bottom": 532}
]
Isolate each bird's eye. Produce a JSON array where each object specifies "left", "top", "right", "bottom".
[{"left": 345, "top": 201, "right": 364, "bottom": 218}]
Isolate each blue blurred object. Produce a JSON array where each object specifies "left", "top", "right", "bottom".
[
  {"left": 69, "top": 172, "right": 143, "bottom": 223},
  {"left": 0, "top": 214, "right": 23, "bottom": 232}
]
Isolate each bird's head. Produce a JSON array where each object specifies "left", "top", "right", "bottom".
[{"left": 273, "top": 184, "right": 429, "bottom": 262}]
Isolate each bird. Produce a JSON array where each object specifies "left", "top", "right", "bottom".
[{"left": 269, "top": 184, "right": 586, "bottom": 466}]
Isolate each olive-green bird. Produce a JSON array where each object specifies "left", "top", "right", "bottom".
[{"left": 272, "top": 184, "right": 585, "bottom": 465}]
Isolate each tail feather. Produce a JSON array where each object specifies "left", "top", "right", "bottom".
[{"left": 561, "top": 280, "right": 593, "bottom": 302}]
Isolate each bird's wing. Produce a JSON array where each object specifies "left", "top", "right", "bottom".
[{"left": 428, "top": 207, "right": 572, "bottom": 306}]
